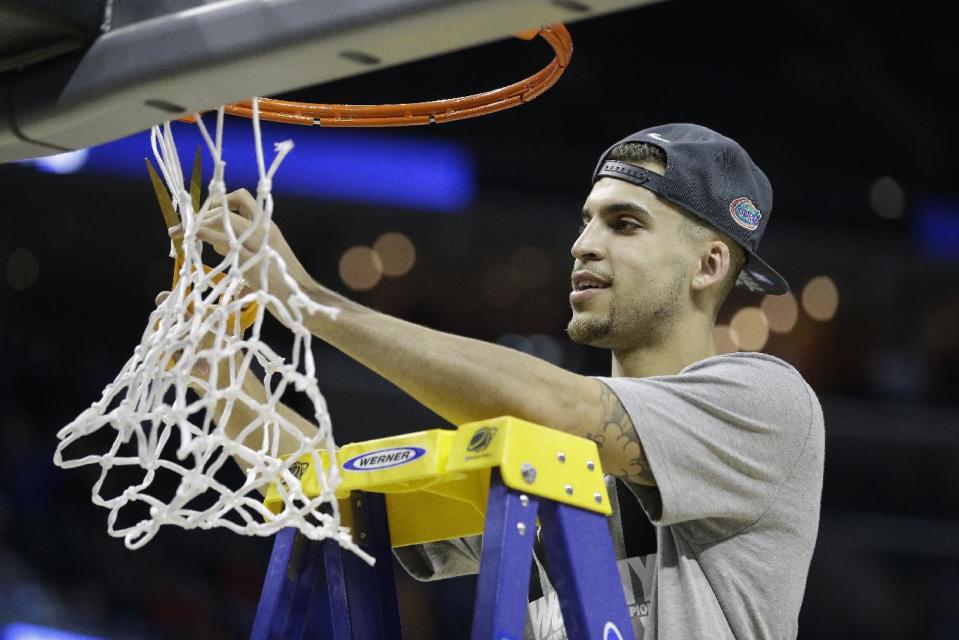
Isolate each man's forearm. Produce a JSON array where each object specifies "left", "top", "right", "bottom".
[
  {"left": 191, "top": 354, "right": 319, "bottom": 461},
  {"left": 297, "top": 282, "right": 656, "bottom": 486},
  {"left": 301, "top": 283, "right": 594, "bottom": 433}
]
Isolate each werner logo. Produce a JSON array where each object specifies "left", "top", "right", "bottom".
[
  {"left": 467, "top": 426, "right": 498, "bottom": 453},
  {"left": 288, "top": 461, "right": 309, "bottom": 479},
  {"left": 465, "top": 426, "right": 498, "bottom": 461},
  {"left": 343, "top": 447, "right": 426, "bottom": 472}
]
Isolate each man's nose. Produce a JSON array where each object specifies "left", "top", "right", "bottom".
[{"left": 571, "top": 222, "right": 605, "bottom": 262}]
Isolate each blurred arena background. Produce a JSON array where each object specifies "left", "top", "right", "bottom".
[{"left": 1, "top": 0, "right": 958, "bottom": 638}]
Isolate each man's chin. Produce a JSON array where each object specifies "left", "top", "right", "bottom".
[{"left": 566, "top": 315, "right": 613, "bottom": 347}]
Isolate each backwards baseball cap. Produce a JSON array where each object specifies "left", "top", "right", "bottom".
[{"left": 592, "top": 123, "right": 788, "bottom": 295}]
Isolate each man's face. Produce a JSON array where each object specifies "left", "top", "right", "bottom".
[{"left": 567, "top": 175, "right": 694, "bottom": 350}]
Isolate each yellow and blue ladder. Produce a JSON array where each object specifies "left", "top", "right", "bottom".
[{"left": 251, "top": 416, "right": 635, "bottom": 640}]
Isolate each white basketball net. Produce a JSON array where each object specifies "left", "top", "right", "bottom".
[{"left": 54, "top": 102, "right": 368, "bottom": 561}]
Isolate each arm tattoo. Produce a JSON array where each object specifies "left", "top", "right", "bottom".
[{"left": 587, "top": 384, "right": 656, "bottom": 486}]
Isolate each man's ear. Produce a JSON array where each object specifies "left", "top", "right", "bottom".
[{"left": 691, "top": 240, "right": 731, "bottom": 292}]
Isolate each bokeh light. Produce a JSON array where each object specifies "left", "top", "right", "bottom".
[
  {"left": 373, "top": 232, "right": 416, "bottom": 277},
  {"left": 761, "top": 291, "right": 799, "bottom": 334},
  {"left": 339, "top": 246, "right": 383, "bottom": 291},
  {"left": 713, "top": 324, "right": 739, "bottom": 354},
  {"left": 730, "top": 307, "right": 770, "bottom": 351},
  {"left": 868, "top": 176, "right": 906, "bottom": 219},
  {"left": 802, "top": 276, "right": 840, "bottom": 321},
  {"left": 6, "top": 248, "right": 40, "bottom": 291},
  {"left": 32, "top": 148, "right": 90, "bottom": 174}
]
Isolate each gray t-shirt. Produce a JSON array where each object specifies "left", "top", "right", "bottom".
[{"left": 395, "top": 352, "right": 824, "bottom": 640}]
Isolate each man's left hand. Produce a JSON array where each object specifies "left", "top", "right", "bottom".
[{"left": 169, "top": 188, "right": 328, "bottom": 320}]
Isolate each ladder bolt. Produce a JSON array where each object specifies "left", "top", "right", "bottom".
[
  {"left": 586, "top": 460, "right": 595, "bottom": 471},
  {"left": 565, "top": 484, "right": 573, "bottom": 495},
  {"left": 521, "top": 463, "right": 537, "bottom": 484},
  {"left": 520, "top": 494, "right": 529, "bottom": 507},
  {"left": 516, "top": 522, "right": 527, "bottom": 536},
  {"left": 594, "top": 492, "right": 602, "bottom": 503},
  {"left": 557, "top": 452, "right": 566, "bottom": 462}
]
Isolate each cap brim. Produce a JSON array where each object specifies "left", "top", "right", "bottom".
[{"left": 736, "top": 251, "right": 789, "bottom": 295}]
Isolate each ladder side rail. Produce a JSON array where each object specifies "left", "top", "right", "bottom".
[
  {"left": 470, "top": 469, "right": 540, "bottom": 640},
  {"left": 537, "top": 500, "right": 636, "bottom": 640}
]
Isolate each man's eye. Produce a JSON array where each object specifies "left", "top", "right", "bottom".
[{"left": 613, "top": 218, "right": 640, "bottom": 231}]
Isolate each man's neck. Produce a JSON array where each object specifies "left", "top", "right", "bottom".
[{"left": 610, "top": 316, "right": 717, "bottom": 378}]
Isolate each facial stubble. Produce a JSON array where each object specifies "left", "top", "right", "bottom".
[{"left": 566, "top": 268, "right": 685, "bottom": 351}]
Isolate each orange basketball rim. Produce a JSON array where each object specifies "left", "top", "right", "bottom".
[{"left": 195, "top": 23, "right": 572, "bottom": 127}]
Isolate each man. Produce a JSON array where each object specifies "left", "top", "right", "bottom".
[{"left": 178, "top": 123, "right": 824, "bottom": 639}]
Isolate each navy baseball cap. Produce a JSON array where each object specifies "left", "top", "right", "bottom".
[{"left": 592, "top": 123, "right": 788, "bottom": 295}]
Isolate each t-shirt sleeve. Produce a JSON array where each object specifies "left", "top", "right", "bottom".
[
  {"left": 596, "top": 353, "right": 816, "bottom": 532},
  {"left": 392, "top": 535, "right": 483, "bottom": 581}
]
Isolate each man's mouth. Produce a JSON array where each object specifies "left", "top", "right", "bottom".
[{"left": 571, "top": 271, "right": 611, "bottom": 292}]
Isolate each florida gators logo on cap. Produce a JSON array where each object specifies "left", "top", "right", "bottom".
[{"left": 729, "top": 197, "right": 762, "bottom": 231}]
